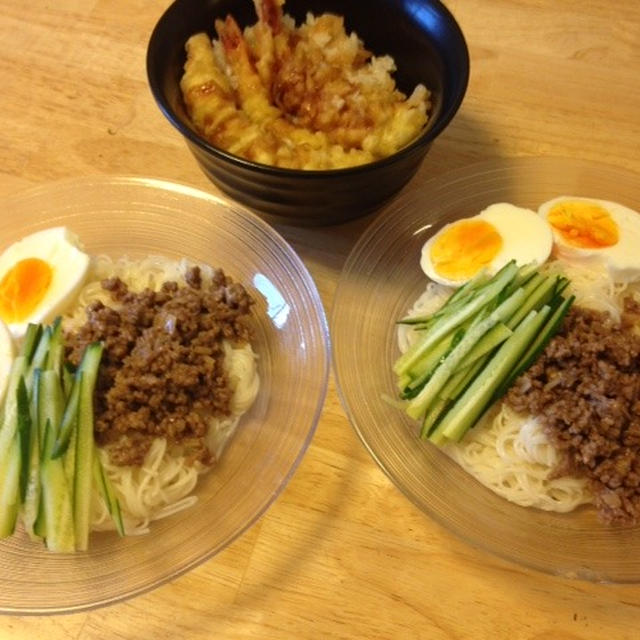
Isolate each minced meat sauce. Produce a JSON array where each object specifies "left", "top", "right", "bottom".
[
  {"left": 506, "top": 298, "right": 640, "bottom": 524},
  {"left": 65, "top": 266, "right": 254, "bottom": 467}
]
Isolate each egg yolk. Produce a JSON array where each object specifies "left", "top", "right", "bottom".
[
  {"left": 0, "top": 258, "right": 52, "bottom": 323},
  {"left": 429, "top": 219, "right": 503, "bottom": 280},
  {"left": 547, "top": 201, "right": 619, "bottom": 249}
]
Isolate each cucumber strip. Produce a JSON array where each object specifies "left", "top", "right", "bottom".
[
  {"left": 62, "top": 420, "right": 77, "bottom": 506},
  {"left": 393, "top": 261, "right": 519, "bottom": 376},
  {"left": 16, "top": 377, "right": 31, "bottom": 501},
  {"left": 31, "top": 378, "right": 45, "bottom": 539},
  {"left": 506, "top": 274, "right": 558, "bottom": 330},
  {"left": 441, "top": 356, "right": 487, "bottom": 403},
  {"left": 396, "top": 298, "right": 481, "bottom": 377},
  {"left": 554, "top": 277, "right": 570, "bottom": 297},
  {"left": 0, "top": 438, "right": 21, "bottom": 537},
  {"left": 21, "top": 323, "right": 43, "bottom": 366},
  {"left": 45, "top": 317, "right": 64, "bottom": 375},
  {"left": 31, "top": 369, "right": 46, "bottom": 447},
  {"left": 22, "top": 395, "right": 42, "bottom": 541},
  {"left": 406, "top": 287, "right": 527, "bottom": 420},
  {"left": 492, "top": 294, "right": 575, "bottom": 401},
  {"left": 397, "top": 372, "right": 412, "bottom": 391},
  {"left": 92, "top": 447, "right": 125, "bottom": 536},
  {"left": 437, "top": 299, "right": 526, "bottom": 409},
  {"left": 439, "top": 321, "right": 513, "bottom": 394},
  {"left": 396, "top": 316, "right": 434, "bottom": 327},
  {"left": 503, "top": 262, "right": 540, "bottom": 296},
  {"left": 51, "top": 371, "right": 82, "bottom": 459},
  {"left": 0, "top": 502, "right": 18, "bottom": 539},
  {"left": 33, "top": 501, "right": 46, "bottom": 540},
  {"left": 436, "top": 323, "right": 514, "bottom": 406},
  {"left": 504, "top": 272, "right": 544, "bottom": 315},
  {"left": 403, "top": 327, "right": 465, "bottom": 395},
  {"left": 403, "top": 324, "right": 464, "bottom": 382},
  {"left": 38, "top": 370, "right": 64, "bottom": 459},
  {"left": 34, "top": 418, "right": 51, "bottom": 538},
  {"left": 26, "top": 326, "right": 52, "bottom": 385},
  {"left": 74, "top": 342, "right": 103, "bottom": 552},
  {"left": 406, "top": 307, "right": 489, "bottom": 385},
  {"left": 445, "top": 269, "right": 491, "bottom": 304},
  {"left": 36, "top": 368, "right": 68, "bottom": 548},
  {"left": 61, "top": 362, "right": 75, "bottom": 398},
  {"left": 39, "top": 383, "right": 73, "bottom": 551},
  {"left": 399, "top": 286, "right": 479, "bottom": 328},
  {"left": 398, "top": 270, "right": 491, "bottom": 327},
  {"left": 419, "top": 395, "right": 450, "bottom": 439},
  {"left": 0, "top": 355, "right": 29, "bottom": 464},
  {"left": 431, "top": 307, "right": 551, "bottom": 444},
  {"left": 40, "top": 454, "right": 75, "bottom": 553}
]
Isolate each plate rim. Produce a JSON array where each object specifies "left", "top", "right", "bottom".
[{"left": 0, "top": 174, "right": 331, "bottom": 614}]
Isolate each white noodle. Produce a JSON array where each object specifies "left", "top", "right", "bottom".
[
  {"left": 62, "top": 255, "right": 259, "bottom": 534},
  {"left": 443, "top": 405, "right": 590, "bottom": 512},
  {"left": 398, "top": 257, "right": 640, "bottom": 513}
]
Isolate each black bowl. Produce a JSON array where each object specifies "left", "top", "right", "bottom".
[{"left": 147, "top": 0, "right": 469, "bottom": 226}]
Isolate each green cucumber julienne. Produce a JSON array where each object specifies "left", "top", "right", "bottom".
[
  {"left": 394, "top": 260, "right": 574, "bottom": 446},
  {"left": 74, "top": 341, "right": 103, "bottom": 552},
  {"left": 0, "top": 320, "right": 124, "bottom": 552}
]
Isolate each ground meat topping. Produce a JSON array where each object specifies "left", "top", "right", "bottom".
[
  {"left": 506, "top": 301, "right": 640, "bottom": 524},
  {"left": 65, "top": 266, "right": 254, "bottom": 467}
]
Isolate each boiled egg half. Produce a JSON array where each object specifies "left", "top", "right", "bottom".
[
  {"left": 0, "top": 227, "right": 90, "bottom": 339},
  {"left": 538, "top": 196, "right": 640, "bottom": 282},
  {"left": 420, "top": 203, "right": 553, "bottom": 287}
]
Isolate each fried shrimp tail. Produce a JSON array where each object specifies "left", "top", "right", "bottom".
[
  {"left": 247, "top": 0, "right": 285, "bottom": 92},
  {"left": 253, "top": 0, "right": 285, "bottom": 34},
  {"left": 215, "top": 15, "right": 280, "bottom": 123}
]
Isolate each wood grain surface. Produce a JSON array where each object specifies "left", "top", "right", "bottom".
[{"left": 1, "top": 0, "right": 640, "bottom": 638}]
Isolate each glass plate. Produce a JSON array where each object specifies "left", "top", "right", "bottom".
[
  {"left": 332, "top": 156, "right": 640, "bottom": 583},
  {"left": 0, "top": 176, "right": 329, "bottom": 613}
]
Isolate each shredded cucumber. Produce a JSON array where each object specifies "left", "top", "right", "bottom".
[
  {"left": 0, "top": 320, "right": 124, "bottom": 550},
  {"left": 394, "top": 260, "right": 574, "bottom": 445},
  {"left": 430, "top": 307, "right": 551, "bottom": 444},
  {"left": 406, "top": 287, "right": 527, "bottom": 420},
  {"left": 394, "top": 261, "right": 520, "bottom": 376},
  {"left": 74, "top": 342, "right": 103, "bottom": 551}
]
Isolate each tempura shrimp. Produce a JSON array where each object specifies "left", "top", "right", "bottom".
[
  {"left": 247, "top": 0, "right": 283, "bottom": 91},
  {"left": 180, "top": 33, "right": 273, "bottom": 164},
  {"left": 181, "top": 31, "right": 373, "bottom": 168},
  {"left": 179, "top": 0, "right": 430, "bottom": 169},
  {"left": 246, "top": 0, "right": 430, "bottom": 152},
  {"left": 215, "top": 15, "right": 280, "bottom": 124}
]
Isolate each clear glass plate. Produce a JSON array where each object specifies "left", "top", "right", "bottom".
[
  {"left": 0, "top": 176, "right": 329, "bottom": 613},
  {"left": 332, "top": 156, "right": 640, "bottom": 583}
]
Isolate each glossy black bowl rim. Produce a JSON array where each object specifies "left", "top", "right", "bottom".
[{"left": 146, "top": 0, "right": 470, "bottom": 178}]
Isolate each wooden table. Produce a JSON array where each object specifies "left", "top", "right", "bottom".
[{"left": 2, "top": 1, "right": 640, "bottom": 638}]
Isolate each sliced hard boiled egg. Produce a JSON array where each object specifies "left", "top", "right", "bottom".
[
  {"left": 0, "top": 318, "right": 14, "bottom": 405},
  {"left": 538, "top": 196, "right": 640, "bottom": 282},
  {"left": 0, "top": 227, "right": 90, "bottom": 339},
  {"left": 420, "top": 203, "right": 553, "bottom": 287}
]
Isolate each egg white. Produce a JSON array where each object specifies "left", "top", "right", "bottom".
[
  {"left": 0, "top": 227, "right": 90, "bottom": 339},
  {"left": 538, "top": 196, "right": 640, "bottom": 283},
  {"left": 421, "top": 203, "right": 553, "bottom": 287}
]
